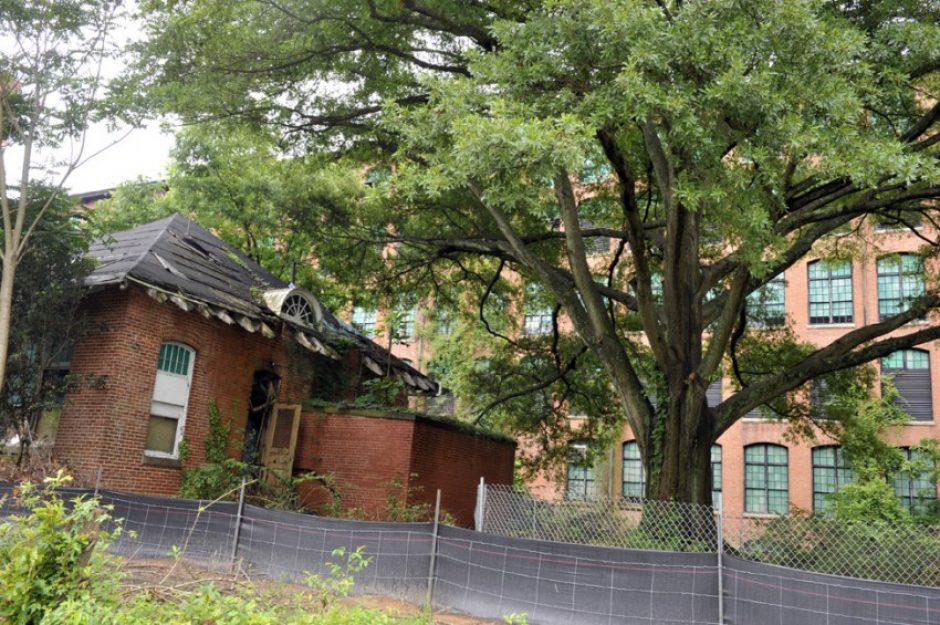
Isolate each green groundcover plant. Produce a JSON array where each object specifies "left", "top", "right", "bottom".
[{"left": 0, "top": 473, "right": 433, "bottom": 625}]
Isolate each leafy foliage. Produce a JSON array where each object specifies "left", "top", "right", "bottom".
[
  {"left": 127, "top": 0, "right": 940, "bottom": 503},
  {"left": 179, "top": 401, "right": 245, "bottom": 501},
  {"left": 0, "top": 472, "right": 124, "bottom": 625},
  {"left": 0, "top": 0, "right": 121, "bottom": 397},
  {"left": 89, "top": 124, "right": 366, "bottom": 310},
  {"left": 0, "top": 475, "right": 430, "bottom": 625},
  {"left": 0, "top": 189, "right": 95, "bottom": 456},
  {"left": 736, "top": 512, "right": 940, "bottom": 586}
]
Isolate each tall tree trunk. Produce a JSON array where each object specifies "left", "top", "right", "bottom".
[
  {"left": 0, "top": 252, "right": 17, "bottom": 392},
  {"left": 646, "top": 393, "right": 714, "bottom": 507}
]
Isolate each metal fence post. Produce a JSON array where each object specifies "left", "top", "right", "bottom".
[
  {"left": 230, "top": 478, "right": 247, "bottom": 566},
  {"left": 717, "top": 504, "right": 725, "bottom": 625},
  {"left": 93, "top": 467, "right": 102, "bottom": 498},
  {"left": 425, "top": 489, "right": 442, "bottom": 610},
  {"left": 474, "top": 477, "right": 485, "bottom": 531}
]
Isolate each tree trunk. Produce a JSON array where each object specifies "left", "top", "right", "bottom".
[
  {"left": 639, "top": 394, "right": 717, "bottom": 549},
  {"left": 645, "top": 393, "right": 714, "bottom": 507},
  {"left": 0, "top": 251, "right": 17, "bottom": 392}
]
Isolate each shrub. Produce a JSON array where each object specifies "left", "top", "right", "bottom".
[{"left": 0, "top": 471, "right": 124, "bottom": 625}]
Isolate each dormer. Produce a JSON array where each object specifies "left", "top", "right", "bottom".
[{"left": 263, "top": 288, "right": 324, "bottom": 329}]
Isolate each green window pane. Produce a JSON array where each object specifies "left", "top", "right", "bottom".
[
  {"left": 622, "top": 441, "right": 645, "bottom": 499},
  {"left": 157, "top": 343, "right": 191, "bottom": 376},
  {"left": 745, "top": 444, "right": 789, "bottom": 514},
  {"left": 908, "top": 350, "right": 930, "bottom": 369},
  {"left": 711, "top": 444, "right": 722, "bottom": 509}
]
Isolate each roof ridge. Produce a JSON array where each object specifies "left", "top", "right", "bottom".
[{"left": 125, "top": 214, "right": 181, "bottom": 278}]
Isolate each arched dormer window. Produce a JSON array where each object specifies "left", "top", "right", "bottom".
[
  {"left": 263, "top": 288, "right": 322, "bottom": 329},
  {"left": 281, "top": 293, "right": 316, "bottom": 326}
]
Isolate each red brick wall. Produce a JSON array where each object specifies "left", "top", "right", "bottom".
[
  {"left": 294, "top": 408, "right": 515, "bottom": 526},
  {"left": 55, "top": 286, "right": 312, "bottom": 494},
  {"left": 409, "top": 419, "right": 515, "bottom": 526},
  {"left": 294, "top": 410, "right": 415, "bottom": 517}
]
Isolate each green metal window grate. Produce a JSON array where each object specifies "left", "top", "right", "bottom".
[
  {"left": 351, "top": 307, "right": 377, "bottom": 336},
  {"left": 396, "top": 305, "right": 418, "bottom": 339},
  {"left": 157, "top": 343, "right": 192, "bottom": 376},
  {"left": 566, "top": 441, "right": 597, "bottom": 501},
  {"left": 812, "top": 446, "right": 855, "bottom": 513},
  {"left": 892, "top": 447, "right": 937, "bottom": 514},
  {"left": 711, "top": 444, "right": 722, "bottom": 510},
  {"left": 747, "top": 273, "right": 786, "bottom": 326},
  {"left": 745, "top": 444, "right": 789, "bottom": 515}
]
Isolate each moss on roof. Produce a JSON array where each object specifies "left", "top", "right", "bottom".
[{"left": 299, "top": 400, "right": 516, "bottom": 445}]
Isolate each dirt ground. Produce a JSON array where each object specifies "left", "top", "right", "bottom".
[{"left": 120, "top": 558, "right": 501, "bottom": 625}]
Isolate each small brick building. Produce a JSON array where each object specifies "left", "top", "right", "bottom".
[{"left": 52, "top": 215, "right": 514, "bottom": 523}]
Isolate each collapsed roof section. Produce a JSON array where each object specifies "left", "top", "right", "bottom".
[{"left": 86, "top": 213, "right": 439, "bottom": 394}]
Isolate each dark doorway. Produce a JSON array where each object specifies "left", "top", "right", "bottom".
[{"left": 243, "top": 370, "right": 280, "bottom": 465}]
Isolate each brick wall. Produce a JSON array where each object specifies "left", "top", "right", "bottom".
[
  {"left": 294, "top": 408, "right": 515, "bottom": 526},
  {"left": 409, "top": 418, "right": 515, "bottom": 526},
  {"left": 55, "top": 285, "right": 514, "bottom": 523},
  {"left": 294, "top": 409, "right": 416, "bottom": 516},
  {"left": 55, "top": 285, "right": 312, "bottom": 494}
]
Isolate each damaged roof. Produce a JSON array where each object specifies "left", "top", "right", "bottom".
[{"left": 86, "top": 214, "right": 439, "bottom": 394}]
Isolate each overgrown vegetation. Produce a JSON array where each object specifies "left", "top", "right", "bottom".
[
  {"left": 0, "top": 473, "right": 435, "bottom": 624},
  {"left": 0, "top": 190, "right": 97, "bottom": 465},
  {"left": 179, "top": 401, "right": 243, "bottom": 501},
  {"left": 0, "top": 472, "right": 125, "bottom": 624},
  {"left": 177, "top": 404, "right": 455, "bottom": 523}
]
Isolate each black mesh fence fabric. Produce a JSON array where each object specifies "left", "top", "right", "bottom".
[
  {"left": 100, "top": 489, "right": 239, "bottom": 561},
  {"left": 237, "top": 504, "right": 433, "bottom": 604},
  {"left": 724, "top": 554, "right": 940, "bottom": 625},
  {"left": 433, "top": 525, "right": 720, "bottom": 625},
  {"left": 3, "top": 482, "right": 940, "bottom": 625}
]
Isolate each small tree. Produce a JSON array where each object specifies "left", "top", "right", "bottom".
[
  {"left": 0, "top": 189, "right": 94, "bottom": 463},
  {"left": 0, "top": 0, "right": 120, "bottom": 393}
]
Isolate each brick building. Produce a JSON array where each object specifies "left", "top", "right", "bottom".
[{"left": 51, "top": 214, "right": 513, "bottom": 523}]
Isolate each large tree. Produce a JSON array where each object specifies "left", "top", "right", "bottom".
[{"left": 131, "top": 0, "right": 940, "bottom": 505}]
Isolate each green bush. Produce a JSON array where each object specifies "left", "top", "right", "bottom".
[{"left": 0, "top": 471, "right": 124, "bottom": 625}]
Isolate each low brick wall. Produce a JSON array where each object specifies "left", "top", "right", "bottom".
[{"left": 294, "top": 406, "right": 515, "bottom": 526}]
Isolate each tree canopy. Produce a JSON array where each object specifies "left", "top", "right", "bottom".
[{"left": 127, "top": 0, "right": 940, "bottom": 504}]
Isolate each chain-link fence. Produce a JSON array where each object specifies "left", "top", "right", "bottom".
[
  {"left": 481, "top": 483, "right": 718, "bottom": 552},
  {"left": 480, "top": 483, "right": 940, "bottom": 588},
  {"left": 726, "top": 513, "right": 940, "bottom": 587}
]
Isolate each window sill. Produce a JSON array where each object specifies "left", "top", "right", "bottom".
[
  {"left": 142, "top": 454, "right": 182, "bottom": 469},
  {"left": 808, "top": 323, "right": 855, "bottom": 329},
  {"left": 742, "top": 512, "right": 787, "bottom": 519},
  {"left": 904, "top": 421, "right": 935, "bottom": 426}
]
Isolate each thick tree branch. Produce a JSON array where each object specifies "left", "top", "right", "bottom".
[{"left": 715, "top": 294, "right": 940, "bottom": 433}]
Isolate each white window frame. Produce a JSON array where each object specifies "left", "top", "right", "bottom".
[{"left": 145, "top": 342, "right": 195, "bottom": 459}]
